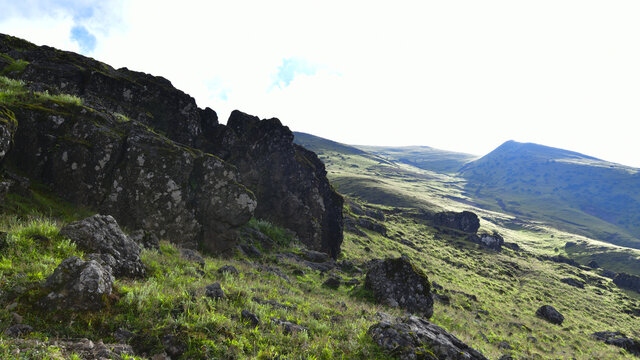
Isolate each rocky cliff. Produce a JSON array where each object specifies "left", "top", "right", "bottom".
[{"left": 0, "top": 33, "right": 343, "bottom": 255}]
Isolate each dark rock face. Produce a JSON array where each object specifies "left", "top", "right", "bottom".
[
  {"left": 271, "top": 318, "right": 307, "bottom": 335},
  {"left": 368, "top": 315, "right": 487, "bottom": 360},
  {"left": 60, "top": 215, "right": 145, "bottom": 278},
  {"left": 7, "top": 99, "right": 255, "bottom": 252},
  {"left": 241, "top": 310, "right": 260, "bottom": 327},
  {"left": 205, "top": 282, "right": 225, "bottom": 300},
  {"left": 560, "top": 277, "right": 585, "bottom": 289},
  {"left": 323, "top": 276, "right": 342, "bottom": 289},
  {"left": 41, "top": 257, "right": 114, "bottom": 311},
  {"left": 4, "top": 324, "right": 33, "bottom": 338},
  {"left": 433, "top": 211, "right": 480, "bottom": 233},
  {"left": 613, "top": 273, "right": 640, "bottom": 293},
  {"left": 129, "top": 229, "right": 160, "bottom": 250},
  {"left": 356, "top": 217, "right": 387, "bottom": 236},
  {"left": 592, "top": 331, "right": 640, "bottom": 356},
  {"left": 218, "top": 265, "right": 239, "bottom": 275},
  {"left": 365, "top": 257, "right": 433, "bottom": 318},
  {"left": 2, "top": 34, "right": 341, "bottom": 257},
  {"left": 535, "top": 305, "right": 564, "bottom": 325},
  {"left": 206, "top": 110, "right": 343, "bottom": 258},
  {"left": 0, "top": 106, "right": 16, "bottom": 164}
]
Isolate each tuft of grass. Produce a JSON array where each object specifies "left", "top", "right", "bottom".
[
  {"left": 0, "top": 75, "right": 83, "bottom": 106},
  {"left": 1, "top": 53, "right": 29, "bottom": 76},
  {"left": 248, "top": 218, "right": 295, "bottom": 247}
]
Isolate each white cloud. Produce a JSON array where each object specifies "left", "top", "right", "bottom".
[{"left": 1, "top": 0, "right": 640, "bottom": 167}]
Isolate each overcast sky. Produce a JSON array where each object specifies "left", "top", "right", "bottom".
[{"left": 1, "top": 1, "right": 639, "bottom": 167}]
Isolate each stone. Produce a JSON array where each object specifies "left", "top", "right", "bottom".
[
  {"left": 468, "top": 232, "right": 504, "bottom": 251},
  {"left": 365, "top": 256, "right": 433, "bottom": 318},
  {"left": 271, "top": 318, "right": 307, "bottom": 335},
  {"left": 180, "top": 248, "right": 205, "bottom": 268},
  {"left": 432, "top": 211, "right": 480, "bottom": 233},
  {"left": 535, "top": 305, "right": 564, "bottom": 325},
  {"left": 3, "top": 324, "right": 33, "bottom": 337},
  {"left": 301, "top": 249, "right": 330, "bottom": 263},
  {"left": 162, "top": 334, "right": 186, "bottom": 359},
  {"left": 368, "top": 315, "right": 487, "bottom": 360},
  {"left": 129, "top": 229, "right": 160, "bottom": 250},
  {"left": 613, "top": 273, "right": 640, "bottom": 293},
  {"left": 587, "top": 260, "right": 600, "bottom": 269},
  {"left": 252, "top": 296, "right": 296, "bottom": 311},
  {"left": 592, "top": 331, "right": 640, "bottom": 356},
  {"left": 205, "top": 282, "right": 225, "bottom": 300},
  {"left": 60, "top": 215, "right": 145, "bottom": 278},
  {"left": 206, "top": 110, "right": 343, "bottom": 258},
  {"left": 0, "top": 105, "right": 17, "bottom": 165},
  {"left": 218, "top": 265, "right": 239, "bottom": 275},
  {"left": 560, "top": 277, "right": 585, "bottom": 289},
  {"left": 356, "top": 217, "right": 387, "bottom": 236},
  {"left": 238, "top": 243, "right": 262, "bottom": 258},
  {"left": 323, "top": 276, "right": 341, "bottom": 289},
  {"left": 241, "top": 310, "right": 260, "bottom": 327},
  {"left": 41, "top": 256, "right": 114, "bottom": 311},
  {"left": 113, "top": 328, "right": 135, "bottom": 343}
]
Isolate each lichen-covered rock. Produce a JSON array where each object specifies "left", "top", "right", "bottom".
[
  {"left": 613, "top": 272, "right": 640, "bottom": 293},
  {"left": 60, "top": 215, "right": 145, "bottom": 278},
  {"left": 365, "top": 256, "right": 433, "bottom": 318},
  {"left": 433, "top": 211, "right": 480, "bottom": 233},
  {"left": 368, "top": 315, "right": 488, "bottom": 360},
  {"left": 41, "top": 256, "right": 114, "bottom": 311},
  {"left": 535, "top": 305, "right": 564, "bottom": 325},
  {"left": 0, "top": 106, "right": 17, "bottom": 165},
  {"left": 206, "top": 110, "right": 343, "bottom": 258},
  {"left": 6, "top": 99, "right": 255, "bottom": 253},
  {"left": 467, "top": 232, "right": 505, "bottom": 251},
  {"left": 592, "top": 331, "right": 640, "bottom": 356}
]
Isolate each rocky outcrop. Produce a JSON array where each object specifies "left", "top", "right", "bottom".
[
  {"left": 0, "top": 106, "right": 16, "bottom": 165},
  {"left": 368, "top": 314, "right": 487, "bottom": 360},
  {"left": 365, "top": 256, "right": 433, "bottom": 318},
  {"left": 40, "top": 257, "right": 114, "bottom": 311},
  {"left": 205, "top": 111, "right": 343, "bottom": 258},
  {"left": 2, "top": 33, "right": 341, "bottom": 256},
  {"left": 6, "top": 98, "right": 255, "bottom": 252},
  {"left": 613, "top": 273, "right": 640, "bottom": 293},
  {"left": 60, "top": 215, "right": 145, "bottom": 278},
  {"left": 467, "top": 232, "right": 504, "bottom": 251},
  {"left": 535, "top": 305, "right": 564, "bottom": 325},
  {"left": 592, "top": 331, "right": 640, "bottom": 356},
  {"left": 433, "top": 211, "right": 480, "bottom": 233}
]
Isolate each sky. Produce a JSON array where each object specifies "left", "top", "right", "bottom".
[{"left": 1, "top": 1, "right": 639, "bottom": 167}]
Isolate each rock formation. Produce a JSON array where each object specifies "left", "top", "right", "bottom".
[
  {"left": 535, "top": 305, "right": 564, "bottom": 325},
  {"left": 432, "top": 211, "right": 480, "bottom": 233},
  {"left": 368, "top": 314, "right": 487, "bottom": 360},
  {"left": 365, "top": 256, "right": 434, "bottom": 318},
  {"left": 613, "top": 273, "right": 640, "bottom": 293},
  {"left": 592, "top": 331, "right": 640, "bottom": 356},
  {"left": 1, "top": 33, "right": 342, "bottom": 255}
]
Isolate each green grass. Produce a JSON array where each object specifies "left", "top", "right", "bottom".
[
  {"left": 0, "top": 75, "right": 83, "bottom": 106},
  {"left": 1, "top": 53, "right": 29, "bottom": 76}
]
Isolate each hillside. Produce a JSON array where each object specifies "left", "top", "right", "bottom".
[
  {"left": 1, "top": 33, "right": 640, "bottom": 360},
  {"left": 356, "top": 144, "right": 478, "bottom": 174},
  {"left": 460, "top": 140, "right": 640, "bottom": 249}
]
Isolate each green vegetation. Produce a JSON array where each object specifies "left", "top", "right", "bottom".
[
  {"left": 0, "top": 75, "right": 83, "bottom": 106},
  {"left": 1, "top": 53, "right": 29, "bottom": 76}
]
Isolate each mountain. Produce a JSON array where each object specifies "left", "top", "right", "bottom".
[
  {"left": 460, "top": 140, "right": 640, "bottom": 249},
  {"left": 355, "top": 144, "right": 478, "bottom": 173}
]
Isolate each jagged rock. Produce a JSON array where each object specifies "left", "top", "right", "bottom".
[
  {"left": 592, "top": 331, "right": 640, "bottom": 356},
  {"left": 535, "top": 305, "right": 564, "bottom": 325},
  {"left": 344, "top": 215, "right": 368, "bottom": 237},
  {"left": 218, "top": 265, "right": 239, "bottom": 275},
  {"left": 205, "top": 282, "right": 225, "bottom": 300},
  {"left": 0, "top": 106, "right": 17, "bottom": 165},
  {"left": 241, "top": 310, "right": 260, "bottom": 327},
  {"left": 129, "top": 229, "right": 160, "bottom": 250},
  {"left": 323, "top": 276, "right": 342, "bottom": 289},
  {"left": 432, "top": 211, "right": 480, "bottom": 233},
  {"left": 468, "top": 232, "right": 504, "bottom": 251},
  {"left": 560, "top": 277, "right": 585, "bottom": 289},
  {"left": 271, "top": 318, "right": 307, "bottom": 335},
  {"left": 613, "top": 273, "right": 640, "bottom": 293},
  {"left": 365, "top": 256, "right": 433, "bottom": 318},
  {"left": 41, "top": 256, "right": 114, "bottom": 311},
  {"left": 113, "top": 328, "right": 135, "bottom": 343},
  {"left": 238, "top": 243, "right": 262, "bottom": 258},
  {"left": 162, "top": 334, "right": 186, "bottom": 359},
  {"left": 3, "top": 324, "right": 33, "bottom": 337},
  {"left": 368, "top": 315, "right": 488, "bottom": 360},
  {"left": 60, "top": 215, "right": 145, "bottom": 278},
  {"left": 206, "top": 110, "right": 343, "bottom": 258}
]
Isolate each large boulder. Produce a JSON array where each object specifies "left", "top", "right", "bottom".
[
  {"left": 467, "top": 232, "right": 504, "bottom": 251},
  {"left": 613, "top": 273, "right": 640, "bottom": 293},
  {"left": 6, "top": 99, "right": 255, "bottom": 252},
  {"left": 592, "top": 331, "right": 640, "bottom": 356},
  {"left": 535, "top": 305, "right": 564, "bottom": 325},
  {"left": 59, "top": 215, "right": 145, "bottom": 278},
  {"left": 368, "top": 315, "right": 488, "bottom": 360},
  {"left": 365, "top": 256, "right": 433, "bottom": 318},
  {"left": 40, "top": 257, "right": 114, "bottom": 311},
  {"left": 205, "top": 110, "right": 343, "bottom": 258},
  {"left": 432, "top": 211, "right": 480, "bottom": 233}
]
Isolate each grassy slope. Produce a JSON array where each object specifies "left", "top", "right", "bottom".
[{"left": 355, "top": 144, "right": 478, "bottom": 174}]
